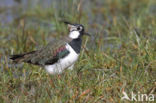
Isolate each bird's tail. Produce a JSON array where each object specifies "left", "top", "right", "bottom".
[
  {"left": 10, "top": 54, "right": 25, "bottom": 62},
  {"left": 10, "top": 51, "right": 35, "bottom": 63}
]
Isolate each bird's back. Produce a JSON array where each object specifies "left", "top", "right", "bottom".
[{"left": 10, "top": 37, "right": 73, "bottom": 66}]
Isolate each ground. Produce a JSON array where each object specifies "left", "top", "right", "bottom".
[{"left": 0, "top": 0, "right": 156, "bottom": 103}]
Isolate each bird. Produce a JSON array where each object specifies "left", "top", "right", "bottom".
[{"left": 10, "top": 21, "right": 90, "bottom": 74}]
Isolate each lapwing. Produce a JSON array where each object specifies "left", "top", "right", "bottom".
[{"left": 10, "top": 21, "right": 90, "bottom": 74}]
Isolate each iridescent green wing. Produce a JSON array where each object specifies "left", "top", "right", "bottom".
[{"left": 25, "top": 37, "right": 72, "bottom": 65}]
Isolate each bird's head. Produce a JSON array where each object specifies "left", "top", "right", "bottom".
[{"left": 63, "top": 21, "right": 90, "bottom": 39}]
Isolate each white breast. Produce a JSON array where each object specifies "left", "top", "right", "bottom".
[{"left": 45, "top": 44, "right": 79, "bottom": 74}]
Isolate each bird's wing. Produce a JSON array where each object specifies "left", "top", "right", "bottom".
[{"left": 10, "top": 37, "right": 73, "bottom": 66}]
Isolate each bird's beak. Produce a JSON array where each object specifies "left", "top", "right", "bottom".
[
  {"left": 84, "top": 32, "right": 91, "bottom": 36},
  {"left": 62, "top": 21, "right": 91, "bottom": 36}
]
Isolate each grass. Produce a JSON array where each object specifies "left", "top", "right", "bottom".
[{"left": 0, "top": 0, "right": 156, "bottom": 103}]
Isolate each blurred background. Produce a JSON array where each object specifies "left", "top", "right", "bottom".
[
  {"left": 0, "top": 0, "right": 155, "bottom": 102},
  {"left": 0, "top": 0, "right": 155, "bottom": 54}
]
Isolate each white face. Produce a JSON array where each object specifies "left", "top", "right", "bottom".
[
  {"left": 68, "top": 24, "right": 83, "bottom": 39},
  {"left": 69, "top": 31, "right": 80, "bottom": 39}
]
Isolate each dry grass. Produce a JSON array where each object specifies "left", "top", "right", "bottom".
[{"left": 0, "top": 0, "right": 156, "bottom": 102}]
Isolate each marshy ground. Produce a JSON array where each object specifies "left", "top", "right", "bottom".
[{"left": 0, "top": 0, "right": 156, "bottom": 102}]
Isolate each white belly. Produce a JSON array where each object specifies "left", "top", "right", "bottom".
[{"left": 45, "top": 44, "right": 79, "bottom": 74}]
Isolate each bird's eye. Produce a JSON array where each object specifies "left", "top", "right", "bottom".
[{"left": 77, "top": 27, "right": 81, "bottom": 31}]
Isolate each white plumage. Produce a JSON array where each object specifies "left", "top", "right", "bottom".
[
  {"left": 10, "top": 22, "right": 89, "bottom": 75},
  {"left": 45, "top": 44, "right": 79, "bottom": 74},
  {"left": 69, "top": 31, "right": 80, "bottom": 39}
]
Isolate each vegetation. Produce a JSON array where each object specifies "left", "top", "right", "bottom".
[{"left": 0, "top": 0, "right": 155, "bottom": 102}]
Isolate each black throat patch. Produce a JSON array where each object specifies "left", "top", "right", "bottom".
[{"left": 69, "top": 38, "right": 82, "bottom": 54}]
